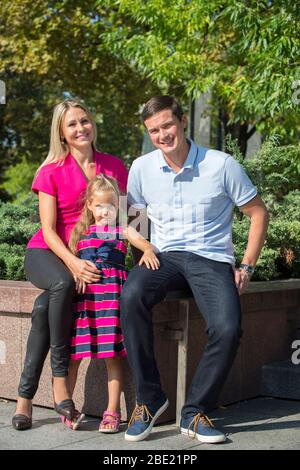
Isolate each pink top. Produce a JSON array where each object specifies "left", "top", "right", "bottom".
[{"left": 27, "top": 151, "right": 128, "bottom": 250}]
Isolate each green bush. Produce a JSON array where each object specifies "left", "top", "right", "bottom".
[
  {"left": 229, "top": 136, "right": 300, "bottom": 281},
  {"left": 0, "top": 250, "right": 26, "bottom": 280},
  {"left": 0, "top": 157, "right": 39, "bottom": 202},
  {"left": 0, "top": 194, "right": 39, "bottom": 280},
  {"left": 0, "top": 138, "right": 299, "bottom": 281}
]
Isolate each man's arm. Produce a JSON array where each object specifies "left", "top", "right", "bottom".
[{"left": 235, "top": 194, "right": 269, "bottom": 295}]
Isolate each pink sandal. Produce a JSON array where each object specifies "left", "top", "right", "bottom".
[
  {"left": 98, "top": 410, "right": 121, "bottom": 433},
  {"left": 60, "top": 409, "right": 85, "bottom": 430}
]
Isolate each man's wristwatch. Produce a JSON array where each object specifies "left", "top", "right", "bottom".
[{"left": 239, "top": 263, "right": 255, "bottom": 276}]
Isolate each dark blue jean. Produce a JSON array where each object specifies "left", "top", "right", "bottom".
[{"left": 120, "top": 251, "right": 242, "bottom": 417}]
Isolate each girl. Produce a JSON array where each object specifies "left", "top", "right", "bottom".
[{"left": 66, "top": 174, "right": 160, "bottom": 432}]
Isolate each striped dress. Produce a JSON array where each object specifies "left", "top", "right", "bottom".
[{"left": 70, "top": 224, "right": 127, "bottom": 360}]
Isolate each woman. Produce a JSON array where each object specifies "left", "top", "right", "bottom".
[{"left": 12, "top": 99, "right": 128, "bottom": 430}]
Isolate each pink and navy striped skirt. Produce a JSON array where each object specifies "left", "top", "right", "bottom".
[{"left": 70, "top": 263, "right": 127, "bottom": 360}]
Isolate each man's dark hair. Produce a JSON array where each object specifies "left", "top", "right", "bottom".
[{"left": 141, "top": 95, "right": 184, "bottom": 123}]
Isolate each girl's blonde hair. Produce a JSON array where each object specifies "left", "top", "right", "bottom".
[
  {"left": 69, "top": 174, "right": 120, "bottom": 254},
  {"left": 37, "top": 99, "right": 97, "bottom": 172}
]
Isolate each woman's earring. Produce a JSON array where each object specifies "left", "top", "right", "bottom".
[{"left": 60, "top": 137, "right": 66, "bottom": 144}]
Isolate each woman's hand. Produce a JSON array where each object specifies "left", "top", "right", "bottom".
[
  {"left": 75, "top": 278, "right": 87, "bottom": 294},
  {"left": 138, "top": 249, "right": 160, "bottom": 270},
  {"left": 68, "top": 257, "right": 101, "bottom": 283}
]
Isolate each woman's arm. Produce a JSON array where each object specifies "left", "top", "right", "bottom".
[
  {"left": 123, "top": 225, "right": 160, "bottom": 270},
  {"left": 39, "top": 191, "right": 101, "bottom": 283}
]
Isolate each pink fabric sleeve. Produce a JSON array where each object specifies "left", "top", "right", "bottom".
[
  {"left": 31, "top": 166, "right": 57, "bottom": 197},
  {"left": 114, "top": 160, "right": 128, "bottom": 194}
]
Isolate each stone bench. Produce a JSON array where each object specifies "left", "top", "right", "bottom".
[{"left": 1, "top": 279, "right": 300, "bottom": 423}]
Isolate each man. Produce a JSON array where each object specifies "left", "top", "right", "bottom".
[{"left": 120, "top": 96, "right": 269, "bottom": 443}]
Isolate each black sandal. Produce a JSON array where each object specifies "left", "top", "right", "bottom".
[
  {"left": 54, "top": 398, "right": 75, "bottom": 420},
  {"left": 52, "top": 378, "right": 75, "bottom": 420}
]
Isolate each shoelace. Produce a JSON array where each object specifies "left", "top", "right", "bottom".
[
  {"left": 187, "top": 413, "right": 215, "bottom": 438},
  {"left": 128, "top": 404, "right": 154, "bottom": 427}
]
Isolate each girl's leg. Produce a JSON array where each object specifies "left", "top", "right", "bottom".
[
  {"left": 100, "top": 357, "right": 123, "bottom": 430},
  {"left": 105, "top": 357, "right": 123, "bottom": 412}
]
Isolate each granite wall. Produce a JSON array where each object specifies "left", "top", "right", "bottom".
[{"left": 1, "top": 279, "right": 299, "bottom": 422}]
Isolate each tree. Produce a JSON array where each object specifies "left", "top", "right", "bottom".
[
  {"left": 0, "top": 157, "right": 39, "bottom": 202},
  {"left": 97, "top": 0, "right": 300, "bottom": 154},
  {"left": 0, "top": 73, "right": 62, "bottom": 171},
  {"left": 0, "top": 0, "right": 159, "bottom": 198},
  {"left": 229, "top": 137, "right": 300, "bottom": 280}
]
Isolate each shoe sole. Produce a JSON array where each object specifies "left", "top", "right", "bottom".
[
  {"left": 12, "top": 421, "right": 32, "bottom": 431},
  {"left": 180, "top": 427, "right": 226, "bottom": 444},
  {"left": 61, "top": 413, "right": 85, "bottom": 430},
  {"left": 125, "top": 399, "right": 169, "bottom": 442},
  {"left": 72, "top": 413, "right": 85, "bottom": 431},
  {"left": 99, "top": 428, "right": 119, "bottom": 433}
]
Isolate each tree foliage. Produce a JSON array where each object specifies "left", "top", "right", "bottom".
[
  {"left": 0, "top": 0, "right": 160, "bottom": 196},
  {"left": 0, "top": 139, "right": 299, "bottom": 281},
  {"left": 231, "top": 138, "right": 300, "bottom": 280},
  {"left": 0, "top": 157, "right": 39, "bottom": 201},
  {"left": 1, "top": 0, "right": 299, "bottom": 174},
  {"left": 98, "top": 0, "right": 300, "bottom": 149}
]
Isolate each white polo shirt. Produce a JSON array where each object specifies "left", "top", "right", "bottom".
[{"left": 127, "top": 140, "right": 257, "bottom": 265}]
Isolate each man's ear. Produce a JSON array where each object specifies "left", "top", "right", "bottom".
[{"left": 181, "top": 113, "right": 187, "bottom": 130}]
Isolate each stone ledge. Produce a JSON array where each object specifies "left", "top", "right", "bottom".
[
  {"left": 0, "top": 280, "right": 43, "bottom": 314},
  {"left": 261, "top": 359, "right": 300, "bottom": 400},
  {"left": 1, "top": 278, "right": 300, "bottom": 422},
  {"left": 247, "top": 279, "right": 300, "bottom": 292},
  {"left": 1, "top": 279, "right": 300, "bottom": 315}
]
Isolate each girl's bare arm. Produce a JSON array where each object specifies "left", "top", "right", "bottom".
[{"left": 123, "top": 225, "right": 160, "bottom": 270}]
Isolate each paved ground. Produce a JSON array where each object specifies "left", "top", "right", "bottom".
[{"left": 1, "top": 397, "right": 300, "bottom": 451}]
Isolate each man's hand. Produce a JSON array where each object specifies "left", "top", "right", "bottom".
[
  {"left": 139, "top": 249, "right": 160, "bottom": 270},
  {"left": 234, "top": 268, "right": 251, "bottom": 295}
]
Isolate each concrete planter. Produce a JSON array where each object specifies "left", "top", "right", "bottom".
[{"left": 0, "top": 279, "right": 300, "bottom": 422}]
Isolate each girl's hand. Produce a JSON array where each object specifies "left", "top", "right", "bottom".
[
  {"left": 138, "top": 249, "right": 160, "bottom": 270},
  {"left": 68, "top": 257, "right": 101, "bottom": 283}
]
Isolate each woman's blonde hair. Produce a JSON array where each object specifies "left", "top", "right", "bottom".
[
  {"left": 37, "top": 99, "right": 97, "bottom": 172},
  {"left": 69, "top": 174, "right": 120, "bottom": 254}
]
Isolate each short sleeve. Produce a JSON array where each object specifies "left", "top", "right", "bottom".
[
  {"left": 224, "top": 156, "right": 257, "bottom": 207},
  {"left": 31, "top": 165, "right": 57, "bottom": 197},
  {"left": 114, "top": 160, "right": 128, "bottom": 194},
  {"left": 127, "top": 161, "right": 147, "bottom": 209},
  {"left": 96, "top": 153, "right": 128, "bottom": 194}
]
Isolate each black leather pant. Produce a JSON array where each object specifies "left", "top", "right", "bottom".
[{"left": 18, "top": 249, "right": 75, "bottom": 399}]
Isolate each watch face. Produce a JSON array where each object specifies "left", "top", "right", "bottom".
[{"left": 240, "top": 264, "right": 254, "bottom": 274}]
